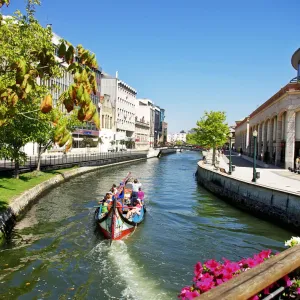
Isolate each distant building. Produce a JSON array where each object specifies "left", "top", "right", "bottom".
[
  {"left": 135, "top": 100, "right": 151, "bottom": 150},
  {"left": 167, "top": 131, "right": 187, "bottom": 143}
]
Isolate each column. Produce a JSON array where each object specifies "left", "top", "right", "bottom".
[
  {"left": 285, "top": 110, "right": 296, "bottom": 169},
  {"left": 249, "top": 127, "right": 253, "bottom": 156},
  {"left": 269, "top": 119, "right": 273, "bottom": 163},
  {"left": 246, "top": 118, "right": 250, "bottom": 154},
  {"left": 263, "top": 121, "right": 268, "bottom": 155},
  {"left": 275, "top": 116, "right": 282, "bottom": 166},
  {"left": 258, "top": 124, "right": 262, "bottom": 159}
]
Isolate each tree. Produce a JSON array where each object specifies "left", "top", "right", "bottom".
[
  {"left": 175, "top": 140, "right": 183, "bottom": 146},
  {"left": 0, "top": 0, "right": 101, "bottom": 176},
  {"left": 120, "top": 139, "right": 126, "bottom": 149},
  {"left": 125, "top": 139, "right": 135, "bottom": 149},
  {"left": 32, "top": 109, "right": 81, "bottom": 171},
  {"left": 192, "top": 111, "right": 229, "bottom": 165},
  {"left": 0, "top": 0, "right": 100, "bottom": 144},
  {"left": 0, "top": 101, "right": 38, "bottom": 178},
  {"left": 110, "top": 140, "right": 115, "bottom": 146},
  {"left": 186, "top": 133, "right": 198, "bottom": 145}
]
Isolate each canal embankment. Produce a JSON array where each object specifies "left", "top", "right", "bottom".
[
  {"left": 0, "top": 155, "right": 147, "bottom": 240},
  {"left": 197, "top": 152, "right": 300, "bottom": 232},
  {"left": 0, "top": 147, "right": 178, "bottom": 240}
]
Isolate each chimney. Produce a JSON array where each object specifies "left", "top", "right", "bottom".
[{"left": 116, "top": 71, "right": 118, "bottom": 79}]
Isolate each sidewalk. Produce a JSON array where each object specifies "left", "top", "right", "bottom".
[{"left": 219, "top": 152, "right": 300, "bottom": 194}]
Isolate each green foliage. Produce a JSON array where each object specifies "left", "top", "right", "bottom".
[
  {"left": 0, "top": 0, "right": 101, "bottom": 136},
  {"left": 186, "top": 133, "right": 198, "bottom": 145},
  {"left": 120, "top": 139, "right": 126, "bottom": 145},
  {"left": 175, "top": 140, "right": 183, "bottom": 146},
  {"left": 125, "top": 139, "right": 135, "bottom": 149},
  {"left": 110, "top": 140, "right": 115, "bottom": 146},
  {"left": 192, "top": 111, "right": 229, "bottom": 148}
]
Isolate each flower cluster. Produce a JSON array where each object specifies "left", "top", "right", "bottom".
[
  {"left": 179, "top": 245, "right": 300, "bottom": 300},
  {"left": 285, "top": 236, "right": 300, "bottom": 247}
]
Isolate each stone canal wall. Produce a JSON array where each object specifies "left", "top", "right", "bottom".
[
  {"left": 196, "top": 160, "right": 300, "bottom": 231},
  {"left": 0, "top": 157, "right": 147, "bottom": 240}
]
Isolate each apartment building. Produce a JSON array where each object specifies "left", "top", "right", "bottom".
[
  {"left": 135, "top": 100, "right": 151, "bottom": 150},
  {"left": 167, "top": 132, "right": 187, "bottom": 143},
  {"left": 101, "top": 72, "right": 137, "bottom": 151}
]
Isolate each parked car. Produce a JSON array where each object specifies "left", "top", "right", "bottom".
[
  {"left": 119, "top": 148, "right": 127, "bottom": 151},
  {"left": 108, "top": 148, "right": 115, "bottom": 152}
]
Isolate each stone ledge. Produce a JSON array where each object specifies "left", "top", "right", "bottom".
[{"left": 0, "top": 157, "right": 146, "bottom": 240}]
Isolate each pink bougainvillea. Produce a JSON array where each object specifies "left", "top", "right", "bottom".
[{"left": 179, "top": 249, "right": 300, "bottom": 300}]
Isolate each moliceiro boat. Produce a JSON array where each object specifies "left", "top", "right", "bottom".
[{"left": 94, "top": 173, "right": 146, "bottom": 241}]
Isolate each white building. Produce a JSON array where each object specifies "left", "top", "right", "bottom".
[
  {"left": 101, "top": 72, "right": 137, "bottom": 151},
  {"left": 98, "top": 94, "right": 116, "bottom": 152},
  {"left": 135, "top": 100, "right": 151, "bottom": 150},
  {"left": 167, "top": 132, "right": 187, "bottom": 143}
]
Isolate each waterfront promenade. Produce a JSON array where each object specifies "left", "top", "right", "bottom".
[{"left": 213, "top": 152, "right": 300, "bottom": 194}]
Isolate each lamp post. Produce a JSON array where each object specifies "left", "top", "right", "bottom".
[
  {"left": 228, "top": 132, "right": 233, "bottom": 175},
  {"left": 252, "top": 130, "right": 258, "bottom": 182}
]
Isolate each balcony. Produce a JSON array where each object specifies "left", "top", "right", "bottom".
[{"left": 135, "top": 119, "right": 150, "bottom": 128}]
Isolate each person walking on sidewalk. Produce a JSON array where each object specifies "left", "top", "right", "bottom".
[{"left": 295, "top": 157, "right": 300, "bottom": 170}]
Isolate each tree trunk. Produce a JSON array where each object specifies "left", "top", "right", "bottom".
[
  {"left": 36, "top": 144, "right": 42, "bottom": 172},
  {"left": 212, "top": 146, "right": 216, "bottom": 166},
  {"left": 14, "top": 159, "right": 19, "bottom": 179}
]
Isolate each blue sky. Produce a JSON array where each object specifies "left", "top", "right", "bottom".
[{"left": 4, "top": 0, "right": 300, "bottom": 132}]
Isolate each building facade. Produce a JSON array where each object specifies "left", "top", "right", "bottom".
[
  {"left": 234, "top": 48, "right": 300, "bottom": 168},
  {"left": 167, "top": 132, "right": 187, "bottom": 143},
  {"left": 154, "top": 106, "right": 161, "bottom": 146},
  {"left": 101, "top": 72, "right": 137, "bottom": 151},
  {"left": 135, "top": 100, "right": 151, "bottom": 150}
]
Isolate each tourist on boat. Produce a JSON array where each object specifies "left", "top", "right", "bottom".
[
  {"left": 111, "top": 184, "right": 118, "bottom": 194},
  {"left": 126, "top": 199, "right": 142, "bottom": 219},
  {"left": 131, "top": 179, "right": 142, "bottom": 198},
  {"left": 137, "top": 187, "right": 144, "bottom": 201}
]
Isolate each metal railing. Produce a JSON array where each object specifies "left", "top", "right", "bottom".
[{"left": 0, "top": 150, "right": 148, "bottom": 173}]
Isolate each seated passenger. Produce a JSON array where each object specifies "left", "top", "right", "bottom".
[{"left": 126, "top": 200, "right": 142, "bottom": 219}]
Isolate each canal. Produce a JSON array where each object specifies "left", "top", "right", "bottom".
[{"left": 0, "top": 152, "right": 293, "bottom": 299}]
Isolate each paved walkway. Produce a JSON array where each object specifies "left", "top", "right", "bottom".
[{"left": 204, "top": 151, "right": 300, "bottom": 194}]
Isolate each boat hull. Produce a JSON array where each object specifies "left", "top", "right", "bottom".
[{"left": 95, "top": 205, "right": 145, "bottom": 240}]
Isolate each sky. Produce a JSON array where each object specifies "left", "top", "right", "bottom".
[{"left": 3, "top": 0, "right": 300, "bottom": 132}]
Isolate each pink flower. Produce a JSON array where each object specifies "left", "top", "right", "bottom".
[
  {"left": 205, "top": 259, "right": 220, "bottom": 272},
  {"left": 249, "top": 295, "right": 259, "bottom": 300},
  {"left": 179, "top": 286, "right": 192, "bottom": 299},
  {"left": 243, "top": 258, "right": 258, "bottom": 268},
  {"left": 184, "top": 290, "right": 200, "bottom": 299},
  {"left": 223, "top": 262, "right": 240, "bottom": 274},
  {"left": 297, "top": 287, "right": 300, "bottom": 295},
  {"left": 194, "top": 262, "right": 203, "bottom": 280},
  {"left": 283, "top": 275, "right": 292, "bottom": 287},
  {"left": 216, "top": 278, "right": 223, "bottom": 285},
  {"left": 258, "top": 249, "right": 272, "bottom": 260},
  {"left": 196, "top": 277, "right": 215, "bottom": 292}
]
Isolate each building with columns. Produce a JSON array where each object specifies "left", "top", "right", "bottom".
[{"left": 235, "top": 49, "right": 300, "bottom": 168}]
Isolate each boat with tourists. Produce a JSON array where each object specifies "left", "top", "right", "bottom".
[{"left": 94, "top": 173, "right": 146, "bottom": 241}]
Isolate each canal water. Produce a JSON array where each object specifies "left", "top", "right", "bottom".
[{"left": 0, "top": 152, "right": 294, "bottom": 299}]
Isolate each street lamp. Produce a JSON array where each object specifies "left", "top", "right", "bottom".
[
  {"left": 252, "top": 130, "right": 258, "bottom": 182},
  {"left": 228, "top": 132, "right": 233, "bottom": 175}
]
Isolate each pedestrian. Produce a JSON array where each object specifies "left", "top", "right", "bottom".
[{"left": 296, "top": 157, "right": 300, "bottom": 170}]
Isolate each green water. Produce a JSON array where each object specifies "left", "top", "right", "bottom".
[{"left": 0, "top": 152, "right": 293, "bottom": 299}]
